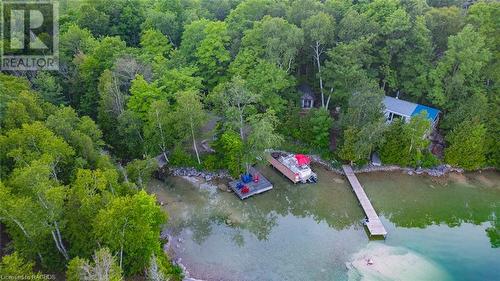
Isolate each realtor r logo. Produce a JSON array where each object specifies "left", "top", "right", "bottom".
[{"left": 1, "top": 0, "right": 59, "bottom": 70}]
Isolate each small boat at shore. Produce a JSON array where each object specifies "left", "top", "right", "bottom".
[{"left": 267, "top": 152, "right": 318, "bottom": 184}]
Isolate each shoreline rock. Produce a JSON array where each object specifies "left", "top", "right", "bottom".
[
  {"left": 156, "top": 152, "right": 494, "bottom": 184},
  {"left": 307, "top": 152, "right": 467, "bottom": 177},
  {"left": 352, "top": 164, "right": 464, "bottom": 177}
]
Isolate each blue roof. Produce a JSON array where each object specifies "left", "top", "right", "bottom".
[{"left": 411, "top": 105, "right": 440, "bottom": 121}]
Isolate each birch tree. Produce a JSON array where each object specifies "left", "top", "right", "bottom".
[
  {"left": 208, "top": 76, "right": 260, "bottom": 141},
  {"left": 303, "top": 12, "right": 335, "bottom": 108},
  {"left": 93, "top": 191, "right": 166, "bottom": 275},
  {"left": 240, "top": 16, "right": 303, "bottom": 73},
  {"left": 7, "top": 158, "right": 70, "bottom": 261},
  {"left": 66, "top": 248, "right": 123, "bottom": 281},
  {"left": 244, "top": 110, "right": 283, "bottom": 171},
  {"left": 174, "top": 90, "right": 207, "bottom": 165},
  {"left": 144, "top": 101, "right": 175, "bottom": 161}
]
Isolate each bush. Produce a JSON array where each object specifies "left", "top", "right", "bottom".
[
  {"left": 421, "top": 152, "right": 440, "bottom": 168},
  {"left": 308, "top": 108, "right": 333, "bottom": 149},
  {"left": 202, "top": 154, "right": 222, "bottom": 171},
  {"left": 170, "top": 146, "right": 197, "bottom": 167},
  {"left": 214, "top": 130, "right": 243, "bottom": 177}
]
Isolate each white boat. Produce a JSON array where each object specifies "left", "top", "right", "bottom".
[{"left": 267, "top": 152, "right": 318, "bottom": 184}]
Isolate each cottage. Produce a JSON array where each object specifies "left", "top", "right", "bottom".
[
  {"left": 298, "top": 84, "right": 315, "bottom": 109},
  {"left": 383, "top": 96, "right": 440, "bottom": 126}
]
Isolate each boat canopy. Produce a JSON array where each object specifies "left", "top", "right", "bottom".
[{"left": 295, "top": 154, "right": 311, "bottom": 166}]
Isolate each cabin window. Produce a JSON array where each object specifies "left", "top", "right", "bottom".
[
  {"left": 303, "top": 99, "right": 312, "bottom": 108},
  {"left": 392, "top": 114, "right": 403, "bottom": 121}
]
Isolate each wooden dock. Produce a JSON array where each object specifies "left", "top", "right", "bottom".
[
  {"left": 229, "top": 167, "right": 273, "bottom": 200},
  {"left": 342, "top": 165, "right": 387, "bottom": 237}
]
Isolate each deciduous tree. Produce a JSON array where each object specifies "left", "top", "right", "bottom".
[
  {"left": 174, "top": 91, "right": 207, "bottom": 164},
  {"left": 93, "top": 191, "right": 166, "bottom": 275}
]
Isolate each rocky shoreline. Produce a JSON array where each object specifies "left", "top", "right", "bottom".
[
  {"left": 308, "top": 153, "right": 468, "bottom": 177},
  {"left": 157, "top": 166, "right": 233, "bottom": 181},
  {"left": 158, "top": 154, "right": 469, "bottom": 184}
]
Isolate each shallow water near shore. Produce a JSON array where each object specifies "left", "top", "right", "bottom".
[{"left": 149, "top": 166, "right": 500, "bottom": 281}]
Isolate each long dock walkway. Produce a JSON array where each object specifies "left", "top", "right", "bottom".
[{"left": 342, "top": 165, "right": 387, "bottom": 237}]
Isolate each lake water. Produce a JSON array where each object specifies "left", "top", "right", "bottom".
[{"left": 148, "top": 166, "right": 500, "bottom": 281}]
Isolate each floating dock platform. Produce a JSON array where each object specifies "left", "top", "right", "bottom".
[
  {"left": 342, "top": 165, "right": 387, "bottom": 237},
  {"left": 229, "top": 167, "right": 273, "bottom": 200}
]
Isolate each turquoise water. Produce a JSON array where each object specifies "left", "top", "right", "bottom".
[{"left": 149, "top": 166, "right": 500, "bottom": 281}]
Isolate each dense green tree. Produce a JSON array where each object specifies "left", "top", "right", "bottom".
[
  {"left": 33, "top": 72, "right": 65, "bottom": 105},
  {"left": 379, "top": 120, "right": 409, "bottom": 165},
  {"left": 65, "top": 168, "right": 122, "bottom": 258},
  {"left": 308, "top": 108, "right": 333, "bottom": 150},
  {"left": 179, "top": 19, "right": 210, "bottom": 64},
  {"left": 208, "top": 76, "right": 260, "bottom": 140},
  {"left": 127, "top": 75, "right": 164, "bottom": 121},
  {"left": 77, "top": 36, "right": 126, "bottom": 118},
  {"left": 363, "top": 0, "right": 412, "bottom": 91},
  {"left": 240, "top": 16, "right": 304, "bottom": 73},
  {"left": 286, "top": 0, "right": 323, "bottom": 27},
  {"left": 404, "top": 113, "right": 432, "bottom": 166},
  {"left": 0, "top": 74, "right": 31, "bottom": 103},
  {"left": 215, "top": 130, "right": 244, "bottom": 177},
  {"left": 58, "top": 24, "right": 97, "bottom": 107},
  {"left": 125, "top": 158, "right": 158, "bottom": 189},
  {"left": 195, "top": 21, "right": 231, "bottom": 89},
  {"left": 324, "top": 0, "right": 353, "bottom": 22},
  {"left": 467, "top": 1, "right": 500, "bottom": 85},
  {"left": 239, "top": 61, "right": 295, "bottom": 113},
  {"left": 425, "top": 7, "right": 464, "bottom": 57},
  {"left": 323, "top": 38, "right": 373, "bottom": 105},
  {"left": 97, "top": 70, "right": 126, "bottom": 150},
  {"left": 66, "top": 257, "right": 86, "bottom": 281},
  {"left": 75, "top": 0, "right": 145, "bottom": 46},
  {"left": 93, "top": 190, "right": 165, "bottom": 275},
  {"left": 76, "top": 3, "right": 110, "bottom": 38},
  {"left": 0, "top": 182, "right": 47, "bottom": 265},
  {"left": 426, "top": 0, "right": 462, "bottom": 7},
  {"left": 45, "top": 107, "right": 104, "bottom": 169},
  {"left": 116, "top": 110, "right": 145, "bottom": 159},
  {"left": 225, "top": 0, "right": 287, "bottom": 54},
  {"left": 340, "top": 80, "right": 387, "bottom": 162},
  {"left": 2, "top": 91, "right": 46, "bottom": 131},
  {"left": 430, "top": 25, "right": 491, "bottom": 109},
  {"left": 157, "top": 67, "right": 203, "bottom": 100},
  {"left": 200, "top": 0, "right": 238, "bottom": 20},
  {"left": 396, "top": 16, "right": 433, "bottom": 99},
  {"left": 484, "top": 96, "right": 500, "bottom": 168},
  {"left": 0, "top": 122, "right": 75, "bottom": 176},
  {"left": 337, "top": 9, "right": 377, "bottom": 43},
  {"left": 141, "top": 1, "right": 184, "bottom": 47},
  {"left": 338, "top": 126, "right": 359, "bottom": 164},
  {"left": 0, "top": 252, "right": 41, "bottom": 278},
  {"left": 7, "top": 158, "right": 70, "bottom": 263},
  {"left": 445, "top": 119, "right": 487, "bottom": 170},
  {"left": 140, "top": 29, "right": 172, "bottom": 61},
  {"left": 244, "top": 110, "right": 283, "bottom": 170}
]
